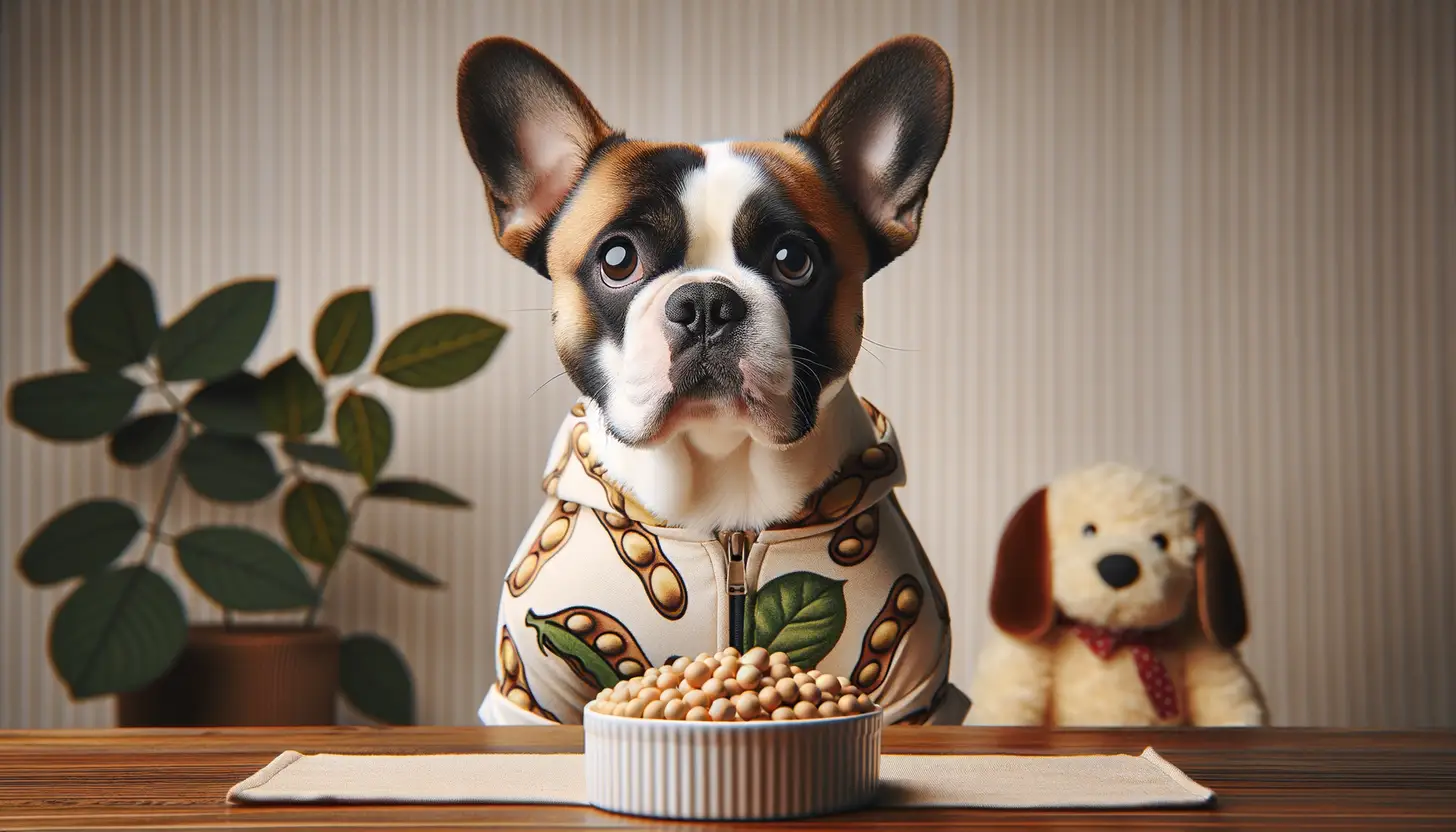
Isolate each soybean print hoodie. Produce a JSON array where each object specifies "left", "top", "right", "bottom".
[{"left": 478, "top": 397, "right": 970, "bottom": 726}]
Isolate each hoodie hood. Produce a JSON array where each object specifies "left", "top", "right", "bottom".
[{"left": 540, "top": 397, "right": 907, "bottom": 540}]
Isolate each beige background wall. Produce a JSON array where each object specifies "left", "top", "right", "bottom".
[{"left": 2, "top": 0, "right": 1452, "bottom": 729}]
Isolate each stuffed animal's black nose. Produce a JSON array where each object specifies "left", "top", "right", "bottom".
[
  {"left": 1096, "top": 554, "right": 1141, "bottom": 589},
  {"left": 665, "top": 282, "right": 746, "bottom": 343}
]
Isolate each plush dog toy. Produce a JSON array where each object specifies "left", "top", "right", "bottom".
[{"left": 968, "top": 462, "right": 1268, "bottom": 727}]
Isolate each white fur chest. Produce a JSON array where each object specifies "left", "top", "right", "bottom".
[{"left": 1048, "top": 630, "right": 1187, "bottom": 727}]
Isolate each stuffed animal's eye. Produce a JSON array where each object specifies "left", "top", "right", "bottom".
[
  {"left": 1082, "top": 523, "right": 1097, "bottom": 537},
  {"left": 598, "top": 237, "right": 641, "bottom": 286},
  {"left": 771, "top": 238, "right": 815, "bottom": 285},
  {"left": 1150, "top": 533, "right": 1169, "bottom": 550}
]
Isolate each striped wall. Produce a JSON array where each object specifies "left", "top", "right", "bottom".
[{"left": 2, "top": 0, "right": 1452, "bottom": 729}]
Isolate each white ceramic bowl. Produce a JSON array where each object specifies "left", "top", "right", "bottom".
[{"left": 583, "top": 705, "right": 883, "bottom": 821}]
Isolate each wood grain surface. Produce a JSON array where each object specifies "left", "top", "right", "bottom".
[{"left": 1, "top": 727, "right": 1453, "bottom": 830}]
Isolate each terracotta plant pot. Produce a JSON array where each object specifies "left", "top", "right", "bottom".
[{"left": 116, "top": 625, "right": 340, "bottom": 727}]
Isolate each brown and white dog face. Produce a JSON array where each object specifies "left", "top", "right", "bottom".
[{"left": 457, "top": 37, "right": 952, "bottom": 448}]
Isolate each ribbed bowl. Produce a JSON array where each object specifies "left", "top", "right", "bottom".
[{"left": 582, "top": 705, "right": 883, "bottom": 820}]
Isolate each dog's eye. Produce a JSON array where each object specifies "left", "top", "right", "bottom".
[
  {"left": 1082, "top": 523, "right": 1097, "bottom": 537},
  {"left": 772, "top": 239, "right": 815, "bottom": 285},
  {"left": 1150, "top": 533, "right": 1169, "bottom": 550},
  {"left": 598, "top": 237, "right": 641, "bottom": 286}
]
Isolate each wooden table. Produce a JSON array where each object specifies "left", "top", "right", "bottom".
[{"left": 1, "top": 727, "right": 1453, "bottom": 829}]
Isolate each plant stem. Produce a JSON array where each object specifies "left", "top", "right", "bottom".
[
  {"left": 303, "top": 491, "right": 370, "bottom": 628},
  {"left": 139, "top": 424, "right": 192, "bottom": 568},
  {"left": 155, "top": 382, "right": 187, "bottom": 412},
  {"left": 303, "top": 568, "right": 333, "bottom": 629}
]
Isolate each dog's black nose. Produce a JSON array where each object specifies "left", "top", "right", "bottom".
[
  {"left": 1096, "top": 554, "right": 1141, "bottom": 589},
  {"left": 665, "top": 282, "right": 746, "bottom": 343}
]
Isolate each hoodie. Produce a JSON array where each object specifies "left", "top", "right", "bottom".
[{"left": 478, "top": 397, "right": 969, "bottom": 726}]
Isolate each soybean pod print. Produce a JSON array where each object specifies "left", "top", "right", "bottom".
[
  {"left": 829, "top": 505, "right": 880, "bottom": 566},
  {"left": 772, "top": 441, "right": 899, "bottom": 528},
  {"left": 850, "top": 574, "right": 924, "bottom": 693},
  {"left": 540, "top": 426, "right": 575, "bottom": 497},
  {"left": 525, "top": 606, "right": 653, "bottom": 690},
  {"left": 505, "top": 500, "right": 580, "bottom": 597},
  {"left": 497, "top": 627, "right": 560, "bottom": 722},
  {"left": 593, "top": 509, "right": 687, "bottom": 620},
  {"left": 568, "top": 421, "right": 664, "bottom": 525}
]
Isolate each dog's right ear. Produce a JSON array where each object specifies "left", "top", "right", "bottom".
[
  {"left": 792, "top": 36, "right": 954, "bottom": 276},
  {"left": 457, "top": 37, "right": 614, "bottom": 269},
  {"left": 989, "top": 487, "right": 1055, "bottom": 641}
]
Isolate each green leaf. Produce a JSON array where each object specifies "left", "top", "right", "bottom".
[
  {"left": 259, "top": 354, "right": 325, "bottom": 438},
  {"left": 313, "top": 289, "right": 374, "bottom": 376},
  {"left": 283, "top": 441, "right": 355, "bottom": 473},
  {"left": 179, "top": 432, "right": 281, "bottom": 503},
  {"left": 108, "top": 411, "right": 179, "bottom": 467},
  {"left": 748, "top": 571, "right": 848, "bottom": 670},
  {"left": 339, "top": 633, "right": 415, "bottom": 725},
  {"left": 368, "top": 478, "right": 470, "bottom": 508},
  {"left": 351, "top": 542, "right": 443, "bottom": 588},
  {"left": 156, "top": 277, "right": 276, "bottom": 382},
  {"left": 282, "top": 481, "right": 349, "bottom": 566},
  {"left": 374, "top": 312, "right": 506, "bottom": 389},
  {"left": 48, "top": 566, "right": 187, "bottom": 698},
  {"left": 336, "top": 392, "right": 392, "bottom": 485},
  {"left": 6, "top": 370, "right": 142, "bottom": 442},
  {"left": 186, "top": 371, "right": 267, "bottom": 436},
  {"left": 67, "top": 258, "right": 160, "bottom": 370},
  {"left": 18, "top": 500, "right": 144, "bottom": 586},
  {"left": 525, "top": 610, "right": 622, "bottom": 689},
  {"left": 175, "top": 526, "right": 317, "bottom": 611}
]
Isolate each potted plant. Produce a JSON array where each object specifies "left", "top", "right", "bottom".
[{"left": 5, "top": 258, "right": 506, "bottom": 726}]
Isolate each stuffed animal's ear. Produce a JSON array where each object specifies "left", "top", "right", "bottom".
[
  {"left": 457, "top": 37, "right": 615, "bottom": 267},
  {"left": 792, "top": 36, "right": 954, "bottom": 276},
  {"left": 989, "top": 487, "right": 1054, "bottom": 640},
  {"left": 1194, "top": 502, "right": 1249, "bottom": 648}
]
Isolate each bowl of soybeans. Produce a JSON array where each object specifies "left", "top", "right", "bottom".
[{"left": 582, "top": 645, "right": 882, "bottom": 821}]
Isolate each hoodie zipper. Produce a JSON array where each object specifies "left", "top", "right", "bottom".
[{"left": 720, "top": 530, "right": 752, "bottom": 651}]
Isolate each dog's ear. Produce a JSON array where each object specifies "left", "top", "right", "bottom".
[
  {"left": 1193, "top": 502, "right": 1249, "bottom": 649},
  {"left": 457, "top": 37, "right": 614, "bottom": 269},
  {"left": 792, "top": 36, "right": 954, "bottom": 275},
  {"left": 989, "top": 487, "right": 1055, "bottom": 640}
]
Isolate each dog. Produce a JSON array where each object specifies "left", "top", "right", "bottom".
[
  {"left": 456, "top": 35, "right": 969, "bottom": 726},
  {"left": 967, "top": 462, "right": 1269, "bottom": 726}
]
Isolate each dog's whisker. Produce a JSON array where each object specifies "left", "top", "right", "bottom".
[
  {"left": 528, "top": 370, "right": 570, "bottom": 400},
  {"left": 858, "top": 342, "right": 886, "bottom": 368},
  {"left": 861, "top": 335, "right": 917, "bottom": 353},
  {"left": 791, "top": 355, "right": 836, "bottom": 373},
  {"left": 786, "top": 371, "right": 815, "bottom": 430}
]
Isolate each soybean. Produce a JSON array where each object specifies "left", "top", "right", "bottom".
[{"left": 589, "top": 646, "right": 878, "bottom": 722}]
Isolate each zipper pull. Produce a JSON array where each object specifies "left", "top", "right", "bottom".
[
  {"left": 726, "top": 531, "right": 747, "bottom": 596},
  {"left": 725, "top": 531, "right": 749, "bottom": 652}
]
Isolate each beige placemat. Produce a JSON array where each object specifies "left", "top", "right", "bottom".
[{"left": 227, "top": 747, "right": 1213, "bottom": 810}]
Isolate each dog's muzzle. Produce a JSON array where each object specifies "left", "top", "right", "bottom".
[
  {"left": 665, "top": 281, "right": 748, "bottom": 398},
  {"left": 664, "top": 281, "right": 746, "bottom": 347}
]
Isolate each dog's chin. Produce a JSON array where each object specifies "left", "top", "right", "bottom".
[{"left": 602, "top": 391, "right": 805, "bottom": 449}]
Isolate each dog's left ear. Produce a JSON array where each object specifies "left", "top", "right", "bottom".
[
  {"left": 457, "top": 37, "right": 615, "bottom": 268},
  {"left": 1193, "top": 502, "right": 1249, "bottom": 649},
  {"left": 793, "top": 36, "right": 954, "bottom": 275}
]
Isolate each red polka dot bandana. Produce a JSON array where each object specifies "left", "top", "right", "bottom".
[{"left": 1073, "top": 623, "right": 1180, "bottom": 720}]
